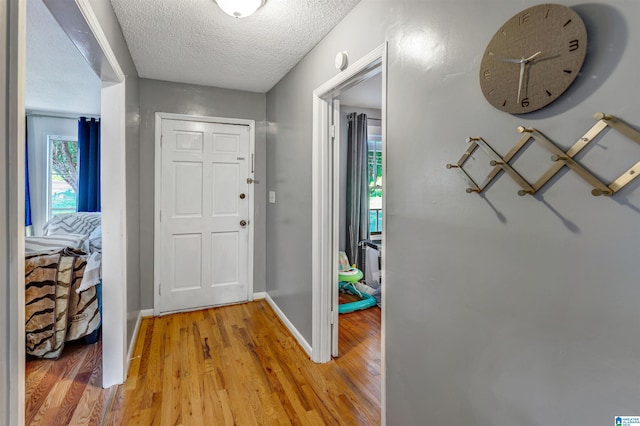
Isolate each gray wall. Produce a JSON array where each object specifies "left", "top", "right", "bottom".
[
  {"left": 138, "top": 78, "right": 267, "bottom": 309},
  {"left": 266, "top": 0, "right": 640, "bottom": 423}
]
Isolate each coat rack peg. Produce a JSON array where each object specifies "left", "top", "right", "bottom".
[
  {"left": 517, "top": 126, "right": 534, "bottom": 133},
  {"left": 591, "top": 188, "right": 613, "bottom": 197},
  {"left": 593, "top": 112, "right": 611, "bottom": 121},
  {"left": 489, "top": 160, "right": 504, "bottom": 166},
  {"left": 517, "top": 189, "right": 534, "bottom": 196},
  {"left": 550, "top": 154, "right": 568, "bottom": 162},
  {"left": 446, "top": 164, "right": 459, "bottom": 169},
  {"left": 466, "top": 188, "right": 481, "bottom": 193},
  {"left": 466, "top": 137, "right": 481, "bottom": 143}
]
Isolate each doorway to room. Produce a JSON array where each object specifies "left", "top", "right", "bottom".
[
  {"left": 311, "top": 43, "right": 387, "bottom": 416},
  {"left": 334, "top": 72, "right": 383, "bottom": 355}
]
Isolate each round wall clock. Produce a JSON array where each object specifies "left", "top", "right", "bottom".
[{"left": 479, "top": 4, "right": 587, "bottom": 114}]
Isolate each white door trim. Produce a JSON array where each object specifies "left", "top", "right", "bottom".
[
  {"left": 311, "top": 42, "right": 388, "bottom": 421},
  {"left": 99, "top": 81, "right": 128, "bottom": 388},
  {"left": 6, "top": 2, "right": 27, "bottom": 425},
  {"left": 154, "top": 112, "right": 256, "bottom": 316},
  {"left": 330, "top": 99, "right": 340, "bottom": 358}
]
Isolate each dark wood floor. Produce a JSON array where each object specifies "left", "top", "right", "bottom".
[{"left": 25, "top": 299, "right": 381, "bottom": 425}]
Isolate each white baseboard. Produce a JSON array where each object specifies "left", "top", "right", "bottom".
[
  {"left": 253, "top": 292, "right": 266, "bottom": 300},
  {"left": 127, "top": 310, "right": 143, "bottom": 363},
  {"left": 265, "top": 293, "right": 312, "bottom": 358},
  {"left": 140, "top": 309, "right": 154, "bottom": 318}
]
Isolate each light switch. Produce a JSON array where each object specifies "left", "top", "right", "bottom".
[{"left": 269, "top": 191, "right": 276, "bottom": 203}]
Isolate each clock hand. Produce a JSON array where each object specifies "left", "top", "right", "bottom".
[
  {"left": 497, "top": 57, "right": 523, "bottom": 63},
  {"left": 498, "top": 51, "right": 542, "bottom": 64},
  {"left": 517, "top": 60, "right": 525, "bottom": 104},
  {"left": 524, "top": 51, "right": 542, "bottom": 62},
  {"left": 518, "top": 51, "right": 541, "bottom": 103}
]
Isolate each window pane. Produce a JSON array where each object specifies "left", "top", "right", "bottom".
[
  {"left": 49, "top": 138, "right": 79, "bottom": 218},
  {"left": 367, "top": 137, "right": 383, "bottom": 234},
  {"left": 369, "top": 209, "right": 378, "bottom": 233}
]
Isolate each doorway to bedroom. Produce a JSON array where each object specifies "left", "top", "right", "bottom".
[
  {"left": 23, "top": 0, "right": 105, "bottom": 422},
  {"left": 15, "top": 0, "right": 129, "bottom": 423}
]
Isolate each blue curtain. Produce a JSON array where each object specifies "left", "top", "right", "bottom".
[
  {"left": 25, "top": 117, "right": 32, "bottom": 226},
  {"left": 77, "top": 117, "right": 101, "bottom": 212}
]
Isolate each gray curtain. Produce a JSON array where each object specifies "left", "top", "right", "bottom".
[{"left": 346, "top": 113, "right": 370, "bottom": 265}]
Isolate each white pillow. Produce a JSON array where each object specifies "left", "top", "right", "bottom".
[
  {"left": 25, "top": 234, "right": 88, "bottom": 255},
  {"left": 43, "top": 212, "right": 101, "bottom": 236},
  {"left": 88, "top": 225, "right": 102, "bottom": 253}
]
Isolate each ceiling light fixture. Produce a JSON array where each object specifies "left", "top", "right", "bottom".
[{"left": 215, "top": 0, "right": 266, "bottom": 18}]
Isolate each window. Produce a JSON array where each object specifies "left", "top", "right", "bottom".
[
  {"left": 367, "top": 120, "right": 382, "bottom": 234},
  {"left": 47, "top": 135, "right": 79, "bottom": 219}
]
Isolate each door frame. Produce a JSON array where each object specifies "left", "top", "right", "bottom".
[
  {"left": 6, "top": 0, "right": 128, "bottom": 422},
  {"left": 153, "top": 112, "right": 256, "bottom": 316},
  {"left": 311, "top": 42, "right": 387, "bottom": 424}
]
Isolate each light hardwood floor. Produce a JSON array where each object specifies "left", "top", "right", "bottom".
[
  {"left": 26, "top": 298, "right": 381, "bottom": 425},
  {"left": 25, "top": 338, "right": 115, "bottom": 425}
]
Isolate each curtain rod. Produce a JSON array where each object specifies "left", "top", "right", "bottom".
[{"left": 26, "top": 112, "right": 100, "bottom": 120}]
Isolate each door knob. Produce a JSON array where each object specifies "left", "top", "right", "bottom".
[
  {"left": 239, "top": 193, "right": 246, "bottom": 199},
  {"left": 240, "top": 220, "right": 247, "bottom": 227}
]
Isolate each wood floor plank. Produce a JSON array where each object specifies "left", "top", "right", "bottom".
[{"left": 25, "top": 338, "right": 113, "bottom": 426}]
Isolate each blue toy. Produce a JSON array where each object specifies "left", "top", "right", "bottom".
[{"left": 337, "top": 262, "right": 376, "bottom": 314}]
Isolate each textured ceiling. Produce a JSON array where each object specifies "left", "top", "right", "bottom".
[
  {"left": 110, "top": 0, "right": 361, "bottom": 93},
  {"left": 26, "top": 0, "right": 101, "bottom": 115}
]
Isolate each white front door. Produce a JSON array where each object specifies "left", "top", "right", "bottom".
[{"left": 159, "top": 118, "right": 252, "bottom": 313}]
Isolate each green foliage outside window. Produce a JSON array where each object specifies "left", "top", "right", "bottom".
[
  {"left": 51, "top": 139, "right": 79, "bottom": 192},
  {"left": 49, "top": 138, "right": 79, "bottom": 217}
]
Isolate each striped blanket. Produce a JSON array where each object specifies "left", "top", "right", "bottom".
[{"left": 25, "top": 248, "right": 101, "bottom": 359}]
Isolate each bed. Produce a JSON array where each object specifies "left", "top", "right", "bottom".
[{"left": 24, "top": 212, "right": 102, "bottom": 359}]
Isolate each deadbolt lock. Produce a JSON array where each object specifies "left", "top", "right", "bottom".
[
  {"left": 239, "top": 193, "right": 246, "bottom": 199},
  {"left": 240, "top": 220, "right": 247, "bottom": 227}
]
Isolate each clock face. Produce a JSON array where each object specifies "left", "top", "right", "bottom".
[{"left": 479, "top": 4, "right": 587, "bottom": 114}]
